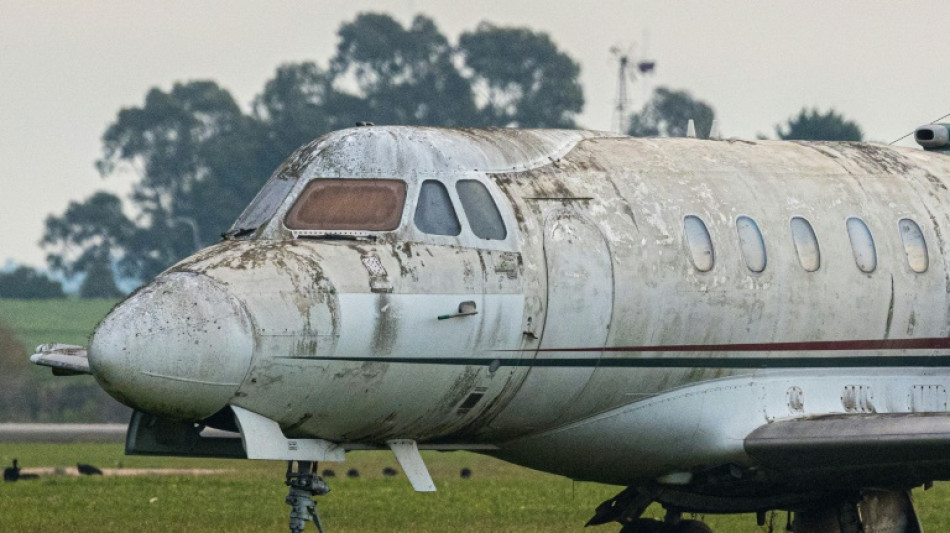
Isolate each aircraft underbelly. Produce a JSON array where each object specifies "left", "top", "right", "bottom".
[{"left": 495, "top": 368, "right": 950, "bottom": 487}]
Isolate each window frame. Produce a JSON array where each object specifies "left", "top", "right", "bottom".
[
  {"left": 845, "top": 216, "right": 877, "bottom": 274},
  {"left": 283, "top": 178, "right": 409, "bottom": 237},
  {"left": 790, "top": 216, "right": 821, "bottom": 272},
  {"left": 898, "top": 218, "right": 929, "bottom": 274},
  {"left": 455, "top": 179, "right": 508, "bottom": 241},
  {"left": 402, "top": 174, "right": 517, "bottom": 251},
  {"left": 735, "top": 215, "right": 767, "bottom": 273},
  {"left": 276, "top": 174, "right": 517, "bottom": 251},
  {"left": 683, "top": 215, "right": 716, "bottom": 273},
  {"left": 414, "top": 179, "right": 462, "bottom": 237}
]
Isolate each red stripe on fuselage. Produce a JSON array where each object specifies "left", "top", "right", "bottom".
[{"left": 520, "top": 337, "right": 950, "bottom": 353}]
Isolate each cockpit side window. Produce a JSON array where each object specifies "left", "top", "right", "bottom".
[
  {"left": 285, "top": 179, "right": 406, "bottom": 231},
  {"left": 414, "top": 180, "right": 461, "bottom": 236},
  {"left": 456, "top": 180, "right": 507, "bottom": 240}
]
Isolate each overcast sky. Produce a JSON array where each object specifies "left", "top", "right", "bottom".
[{"left": 3, "top": 1, "right": 950, "bottom": 268}]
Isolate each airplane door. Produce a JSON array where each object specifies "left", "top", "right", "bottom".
[{"left": 491, "top": 209, "right": 613, "bottom": 430}]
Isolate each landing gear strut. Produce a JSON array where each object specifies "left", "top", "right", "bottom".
[
  {"left": 285, "top": 460, "right": 330, "bottom": 533},
  {"left": 589, "top": 487, "right": 715, "bottom": 532},
  {"left": 793, "top": 491, "right": 923, "bottom": 533}
]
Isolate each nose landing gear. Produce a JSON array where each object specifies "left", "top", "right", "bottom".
[{"left": 285, "top": 461, "right": 330, "bottom": 533}]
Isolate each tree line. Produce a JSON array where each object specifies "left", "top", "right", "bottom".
[
  {"left": 1, "top": 12, "right": 865, "bottom": 299},
  {"left": 628, "top": 87, "right": 863, "bottom": 142},
  {"left": 38, "top": 13, "right": 584, "bottom": 291}
]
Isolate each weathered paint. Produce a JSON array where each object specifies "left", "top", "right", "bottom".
[
  {"left": 90, "top": 271, "right": 255, "bottom": 420},
  {"left": 489, "top": 209, "right": 613, "bottom": 431},
  {"left": 79, "top": 125, "right": 950, "bottom": 509}
]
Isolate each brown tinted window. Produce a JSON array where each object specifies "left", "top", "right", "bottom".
[{"left": 285, "top": 179, "right": 406, "bottom": 231}]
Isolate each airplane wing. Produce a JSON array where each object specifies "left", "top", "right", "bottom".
[
  {"left": 744, "top": 413, "right": 950, "bottom": 487},
  {"left": 30, "top": 344, "right": 90, "bottom": 376}
]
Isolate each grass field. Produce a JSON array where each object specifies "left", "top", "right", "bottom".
[
  {"left": 1, "top": 443, "right": 949, "bottom": 532},
  {"left": 1, "top": 299, "right": 949, "bottom": 531},
  {"left": 0, "top": 298, "right": 118, "bottom": 352},
  {"left": 0, "top": 298, "right": 127, "bottom": 422},
  {"left": 0, "top": 444, "right": 614, "bottom": 533}
]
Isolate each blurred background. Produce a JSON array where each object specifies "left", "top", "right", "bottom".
[{"left": 2, "top": 1, "right": 949, "bottom": 421}]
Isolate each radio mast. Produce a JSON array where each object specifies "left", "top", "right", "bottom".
[{"left": 611, "top": 44, "right": 655, "bottom": 135}]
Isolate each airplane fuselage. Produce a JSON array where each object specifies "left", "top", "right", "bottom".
[{"left": 78, "top": 126, "right": 950, "bottom": 526}]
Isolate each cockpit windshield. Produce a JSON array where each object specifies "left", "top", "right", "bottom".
[
  {"left": 228, "top": 176, "right": 297, "bottom": 237},
  {"left": 285, "top": 179, "right": 407, "bottom": 231}
]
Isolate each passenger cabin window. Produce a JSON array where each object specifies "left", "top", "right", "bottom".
[
  {"left": 790, "top": 217, "right": 820, "bottom": 272},
  {"left": 456, "top": 180, "right": 507, "bottom": 240},
  {"left": 735, "top": 216, "right": 767, "bottom": 273},
  {"left": 415, "top": 180, "right": 461, "bottom": 236},
  {"left": 683, "top": 215, "right": 715, "bottom": 272},
  {"left": 899, "top": 218, "right": 929, "bottom": 273},
  {"left": 285, "top": 179, "right": 406, "bottom": 231},
  {"left": 846, "top": 217, "right": 877, "bottom": 273}
]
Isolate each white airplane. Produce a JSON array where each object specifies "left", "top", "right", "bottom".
[{"left": 32, "top": 122, "right": 950, "bottom": 533}]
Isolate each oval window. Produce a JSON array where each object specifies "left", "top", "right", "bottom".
[
  {"left": 790, "top": 217, "right": 820, "bottom": 272},
  {"left": 846, "top": 217, "right": 877, "bottom": 273},
  {"left": 736, "top": 216, "right": 767, "bottom": 273},
  {"left": 898, "top": 218, "right": 928, "bottom": 273},
  {"left": 414, "top": 180, "right": 461, "bottom": 236},
  {"left": 683, "top": 215, "right": 715, "bottom": 272}
]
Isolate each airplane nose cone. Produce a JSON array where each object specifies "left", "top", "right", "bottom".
[{"left": 89, "top": 272, "right": 254, "bottom": 420}]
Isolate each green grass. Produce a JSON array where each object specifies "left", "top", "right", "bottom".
[
  {"left": 1, "top": 300, "right": 948, "bottom": 530},
  {"left": 0, "top": 298, "right": 126, "bottom": 422},
  {"left": 0, "top": 444, "right": 948, "bottom": 532},
  {"left": 0, "top": 298, "right": 118, "bottom": 352},
  {"left": 0, "top": 445, "right": 616, "bottom": 533}
]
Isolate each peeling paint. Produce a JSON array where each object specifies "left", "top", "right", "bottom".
[{"left": 91, "top": 127, "right": 950, "bottom": 456}]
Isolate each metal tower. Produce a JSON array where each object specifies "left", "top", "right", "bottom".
[{"left": 611, "top": 45, "right": 655, "bottom": 135}]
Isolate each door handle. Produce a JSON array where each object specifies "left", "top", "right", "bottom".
[{"left": 438, "top": 301, "right": 478, "bottom": 320}]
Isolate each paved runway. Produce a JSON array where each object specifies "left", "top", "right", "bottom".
[{"left": 0, "top": 423, "right": 127, "bottom": 443}]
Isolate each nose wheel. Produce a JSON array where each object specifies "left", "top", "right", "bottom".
[{"left": 285, "top": 461, "right": 330, "bottom": 533}]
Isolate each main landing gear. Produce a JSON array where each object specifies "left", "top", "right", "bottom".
[
  {"left": 587, "top": 487, "right": 714, "bottom": 532},
  {"left": 792, "top": 491, "right": 922, "bottom": 533},
  {"left": 617, "top": 512, "right": 713, "bottom": 533},
  {"left": 285, "top": 461, "right": 330, "bottom": 533},
  {"left": 591, "top": 485, "right": 924, "bottom": 533}
]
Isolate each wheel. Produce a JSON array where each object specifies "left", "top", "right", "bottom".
[{"left": 670, "top": 519, "right": 714, "bottom": 533}]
